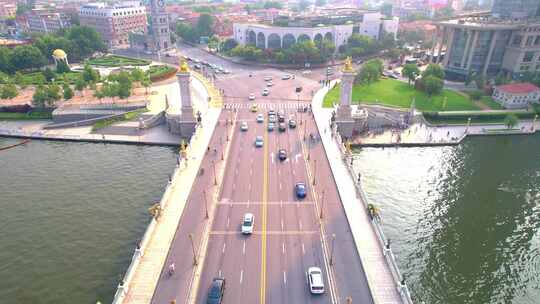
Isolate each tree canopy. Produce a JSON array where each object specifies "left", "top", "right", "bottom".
[{"left": 356, "top": 59, "right": 383, "bottom": 85}]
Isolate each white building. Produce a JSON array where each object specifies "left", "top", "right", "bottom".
[
  {"left": 359, "top": 12, "right": 399, "bottom": 40},
  {"left": 233, "top": 23, "right": 354, "bottom": 52},
  {"left": 492, "top": 83, "right": 540, "bottom": 109}
]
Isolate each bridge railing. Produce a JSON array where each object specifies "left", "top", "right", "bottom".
[{"left": 333, "top": 131, "right": 414, "bottom": 304}]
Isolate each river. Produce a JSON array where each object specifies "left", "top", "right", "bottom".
[
  {"left": 354, "top": 134, "right": 540, "bottom": 304},
  {"left": 0, "top": 137, "right": 177, "bottom": 304}
]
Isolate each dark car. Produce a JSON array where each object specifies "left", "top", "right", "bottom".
[
  {"left": 278, "top": 149, "right": 287, "bottom": 161},
  {"left": 295, "top": 182, "right": 307, "bottom": 199},
  {"left": 278, "top": 114, "right": 285, "bottom": 123},
  {"left": 289, "top": 119, "right": 297, "bottom": 129},
  {"left": 268, "top": 110, "right": 276, "bottom": 117},
  {"left": 207, "top": 277, "right": 225, "bottom": 304},
  {"left": 278, "top": 122, "right": 286, "bottom": 132}
]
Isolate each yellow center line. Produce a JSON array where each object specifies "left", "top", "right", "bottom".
[{"left": 260, "top": 125, "right": 269, "bottom": 304}]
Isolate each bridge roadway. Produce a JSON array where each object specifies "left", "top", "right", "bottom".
[{"left": 152, "top": 71, "right": 374, "bottom": 304}]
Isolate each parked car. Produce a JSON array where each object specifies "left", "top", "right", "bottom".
[
  {"left": 241, "top": 213, "right": 254, "bottom": 234},
  {"left": 306, "top": 267, "right": 325, "bottom": 294},
  {"left": 207, "top": 277, "right": 226, "bottom": 304}
]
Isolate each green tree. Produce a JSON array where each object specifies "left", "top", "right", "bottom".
[
  {"left": 56, "top": 60, "right": 71, "bottom": 74},
  {"left": 402, "top": 63, "right": 420, "bottom": 85},
  {"left": 494, "top": 72, "right": 509, "bottom": 86},
  {"left": 208, "top": 36, "right": 220, "bottom": 52},
  {"left": 1, "top": 83, "right": 18, "bottom": 99},
  {"left": 64, "top": 26, "right": 107, "bottom": 61},
  {"left": 435, "top": 6, "right": 454, "bottom": 19},
  {"left": 357, "top": 59, "right": 383, "bottom": 85},
  {"left": 82, "top": 64, "right": 100, "bottom": 83},
  {"left": 141, "top": 76, "right": 152, "bottom": 96},
  {"left": 380, "top": 2, "right": 393, "bottom": 17},
  {"left": 298, "top": 0, "right": 309, "bottom": 11},
  {"left": 62, "top": 83, "right": 74, "bottom": 100},
  {"left": 315, "top": 0, "right": 327, "bottom": 6},
  {"left": 221, "top": 38, "right": 238, "bottom": 53},
  {"left": 423, "top": 75, "right": 444, "bottom": 96},
  {"left": 422, "top": 64, "right": 445, "bottom": 79},
  {"left": 196, "top": 14, "right": 214, "bottom": 38},
  {"left": 42, "top": 68, "right": 55, "bottom": 82},
  {"left": 504, "top": 114, "right": 519, "bottom": 129},
  {"left": 74, "top": 75, "right": 86, "bottom": 95},
  {"left": 468, "top": 90, "right": 483, "bottom": 100},
  {"left": 46, "top": 84, "right": 61, "bottom": 106},
  {"left": 264, "top": 1, "right": 283, "bottom": 9},
  {"left": 130, "top": 68, "right": 144, "bottom": 83},
  {"left": 176, "top": 22, "right": 199, "bottom": 43},
  {"left": 0, "top": 47, "right": 14, "bottom": 73},
  {"left": 11, "top": 45, "right": 47, "bottom": 71},
  {"left": 34, "top": 34, "right": 73, "bottom": 63},
  {"left": 16, "top": 3, "right": 30, "bottom": 16},
  {"left": 32, "top": 85, "right": 48, "bottom": 108},
  {"left": 116, "top": 72, "right": 133, "bottom": 99}
]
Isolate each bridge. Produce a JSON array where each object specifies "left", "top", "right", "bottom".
[{"left": 112, "top": 64, "right": 412, "bottom": 304}]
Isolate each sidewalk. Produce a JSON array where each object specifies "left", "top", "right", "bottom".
[{"left": 312, "top": 82, "right": 406, "bottom": 304}]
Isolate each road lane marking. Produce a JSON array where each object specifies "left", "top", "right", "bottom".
[
  {"left": 243, "top": 240, "right": 246, "bottom": 255},
  {"left": 219, "top": 270, "right": 222, "bottom": 277},
  {"left": 227, "top": 217, "right": 230, "bottom": 228},
  {"left": 302, "top": 243, "right": 305, "bottom": 255},
  {"left": 240, "top": 269, "right": 244, "bottom": 284},
  {"left": 222, "top": 243, "right": 226, "bottom": 253},
  {"left": 283, "top": 271, "right": 287, "bottom": 285},
  {"left": 260, "top": 124, "right": 269, "bottom": 304},
  {"left": 279, "top": 182, "right": 282, "bottom": 190},
  {"left": 292, "top": 169, "right": 296, "bottom": 176},
  {"left": 299, "top": 220, "right": 303, "bottom": 231},
  {"left": 282, "top": 242, "right": 285, "bottom": 254},
  {"left": 281, "top": 219, "right": 284, "bottom": 231}
]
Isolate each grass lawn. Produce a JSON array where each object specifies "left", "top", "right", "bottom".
[
  {"left": 0, "top": 111, "right": 52, "bottom": 120},
  {"left": 147, "top": 65, "right": 177, "bottom": 81},
  {"left": 480, "top": 96, "right": 504, "bottom": 110},
  {"left": 92, "top": 108, "right": 148, "bottom": 131},
  {"left": 87, "top": 55, "right": 150, "bottom": 67},
  {"left": 324, "top": 78, "right": 481, "bottom": 112}
]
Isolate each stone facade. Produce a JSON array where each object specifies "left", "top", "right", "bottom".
[{"left": 492, "top": 82, "right": 540, "bottom": 109}]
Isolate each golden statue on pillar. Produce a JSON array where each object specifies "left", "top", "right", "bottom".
[
  {"left": 343, "top": 56, "right": 353, "bottom": 72},
  {"left": 179, "top": 60, "right": 190, "bottom": 73}
]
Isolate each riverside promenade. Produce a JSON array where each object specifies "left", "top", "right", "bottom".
[{"left": 313, "top": 81, "right": 412, "bottom": 304}]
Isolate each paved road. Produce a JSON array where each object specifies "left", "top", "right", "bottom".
[{"left": 151, "top": 50, "right": 374, "bottom": 304}]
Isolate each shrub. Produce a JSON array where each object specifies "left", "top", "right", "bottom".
[{"left": 468, "top": 90, "right": 484, "bottom": 101}]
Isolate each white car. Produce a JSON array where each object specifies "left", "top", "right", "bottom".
[
  {"left": 264, "top": 76, "right": 273, "bottom": 81},
  {"left": 256, "top": 114, "right": 264, "bottom": 123},
  {"left": 268, "top": 114, "right": 277, "bottom": 123},
  {"left": 255, "top": 136, "right": 264, "bottom": 147},
  {"left": 307, "top": 267, "right": 325, "bottom": 294},
  {"left": 249, "top": 93, "right": 255, "bottom": 100},
  {"left": 241, "top": 213, "right": 254, "bottom": 234},
  {"left": 281, "top": 74, "right": 291, "bottom": 80},
  {"left": 262, "top": 88, "right": 269, "bottom": 96},
  {"left": 266, "top": 81, "right": 273, "bottom": 87},
  {"left": 240, "top": 121, "right": 248, "bottom": 131}
]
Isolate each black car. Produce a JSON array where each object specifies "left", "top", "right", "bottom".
[
  {"left": 289, "top": 119, "right": 297, "bottom": 129},
  {"left": 278, "top": 122, "right": 286, "bottom": 132},
  {"left": 268, "top": 110, "right": 276, "bottom": 117},
  {"left": 278, "top": 114, "right": 285, "bottom": 123},
  {"left": 207, "top": 277, "right": 225, "bottom": 304},
  {"left": 278, "top": 149, "right": 287, "bottom": 161}
]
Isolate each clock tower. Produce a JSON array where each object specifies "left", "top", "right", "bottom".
[{"left": 150, "top": 0, "right": 171, "bottom": 51}]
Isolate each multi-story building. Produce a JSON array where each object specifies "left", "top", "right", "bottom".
[
  {"left": 148, "top": 0, "right": 171, "bottom": 50},
  {"left": 431, "top": 0, "right": 540, "bottom": 79},
  {"left": 79, "top": 1, "right": 147, "bottom": 48},
  {"left": 25, "top": 9, "right": 72, "bottom": 34},
  {"left": 491, "top": 0, "right": 540, "bottom": 19}
]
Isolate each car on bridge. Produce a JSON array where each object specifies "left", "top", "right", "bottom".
[
  {"left": 268, "top": 122, "right": 275, "bottom": 132},
  {"left": 264, "top": 76, "right": 273, "bottom": 81},
  {"left": 249, "top": 93, "right": 255, "bottom": 100},
  {"left": 268, "top": 115, "right": 277, "bottom": 123},
  {"left": 241, "top": 213, "right": 254, "bottom": 234},
  {"left": 278, "top": 149, "right": 287, "bottom": 161},
  {"left": 278, "top": 122, "right": 286, "bottom": 132},
  {"left": 240, "top": 121, "right": 248, "bottom": 132},
  {"left": 262, "top": 88, "right": 270, "bottom": 96},
  {"left": 307, "top": 267, "right": 325, "bottom": 294},
  {"left": 256, "top": 114, "right": 264, "bottom": 123},
  {"left": 255, "top": 136, "right": 264, "bottom": 147},
  {"left": 289, "top": 119, "right": 297, "bottom": 129},
  {"left": 295, "top": 182, "right": 306, "bottom": 199},
  {"left": 207, "top": 277, "right": 226, "bottom": 304},
  {"left": 282, "top": 74, "right": 291, "bottom": 80},
  {"left": 251, "top": 104, "right": 258, "bottom": 112}
]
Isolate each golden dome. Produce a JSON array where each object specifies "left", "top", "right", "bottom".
[{"left": 52, "top": 49, "right": 67, "bottom": 59}]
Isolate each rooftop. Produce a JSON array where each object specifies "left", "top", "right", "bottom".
[{"left": 496, "top": 83, "right": 540, "bottom": 94}]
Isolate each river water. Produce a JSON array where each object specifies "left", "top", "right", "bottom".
[
  {"left": 354, "top": 134, "right": 540, "bottom": 304},
  {"left": 0, "top": 137, "right": 177, "bottom": 304}
]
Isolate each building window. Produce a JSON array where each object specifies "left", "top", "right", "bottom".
[
  {"left": 527, "top": 36, "right": 534, "bottom": 46},
  {"left": 523, "top": 51, "right": 535, "bottom": 62},
  {"left": 512, "top": 35, "right": 522, "bottom": 46},
  {"left": 520, "top": 65, "right": 530, "bottom": 71}
]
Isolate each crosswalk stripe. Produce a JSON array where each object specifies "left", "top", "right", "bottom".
[{"left": 223, "top": 103, "right": 309, "bottom": 110}]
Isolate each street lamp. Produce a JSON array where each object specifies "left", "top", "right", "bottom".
[
  {"left": 330, "top": 233, "right": 336, "bottom": 265},
  {"left": 533, "top": 114, "right": 538, "bottom": 131},
  {"left": 188, "top": 233, "right": 198, "bottom": 265},
  {"left": 203, "top": 190, "right": 209, "bottom": 219},
  {"left": 319, "top": 189, "right": 325, "bottom": 219},
  {"left": 313, "top": 159, "right": 317, "bottom": 186},
  {"left": 465, "top": 117, "right": 471, "bottom": 133},
  {"left": 212, "top": 160, "right": 217, "bottom": 185}
]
